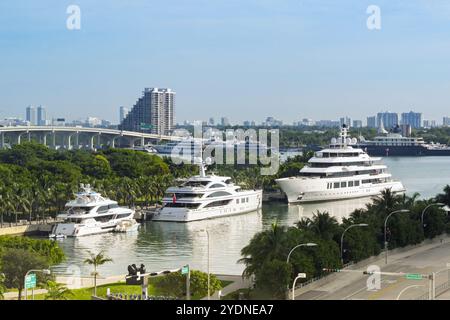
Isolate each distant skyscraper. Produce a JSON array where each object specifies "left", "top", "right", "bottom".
[
  {"left": 340, "top": 116, "right": 352, "bottom": 128},
  {"left": 377, "top": 112, "right": 398, "bottom": 130},
  {"left": 443, "top": 116, "right": 450, "bottom": 127},
  {"left": 26, "top": 105, "right": 37, "bottom": 125},
  {"left": 220, "top": 117, "right": 230, "bottom": 126},
  {"left": 367, "top": 116, "right": 376, "bottom": 128},
  {"left": 119, "top": 106, "right": 129, "bottom": 124},
  {"left": 208, "top": 117, "right": 215, "bottom": 126},
  {"left": 423, "top": 120, "right": 437, "bottom": 128},
  {"left": 37, "top": 105, "right": 47, "bottom": 126},
  {"left": 401, "top": 111, "right": 422, "bottom": 129},
  {"left": 352, "top": 120, "right": 363, "bottom": 128},
  {"left": 120, "top": 88, "right": 175, "bottom": 135}
]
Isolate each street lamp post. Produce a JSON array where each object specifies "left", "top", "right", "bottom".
[
  {"left": 292, "top": 274, "right": 305, "bottom": 300},
  {"left": 396, "top": 285, "right": 426, "bottom": 300},
  {"left": 24, "top": 269, "right": 51, "bottom": 300},
  {"left": 286, "top": 243, "right": 317, "bottom": 300},
  {"left": 340, "top": 224, "right": 368, "bottom": 265},
  {"left": 384, "top": 209, "right": 410, "bottom": 264},
  {"left": 421, "top": 203, "right": 445, "bottom": 230}
]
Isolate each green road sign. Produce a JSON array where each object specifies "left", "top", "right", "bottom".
[
  {"left": 405, "top": 273, "right": 423, "bottom": 280},
  {"left": 140, "top": 123, "right": 152, "bottom": 129},
  {"left": 25, "top": 273, "right": 37, "bottom": 289},
  {"left": 181, "top": 265, "right": 189, "bottom": 275}
]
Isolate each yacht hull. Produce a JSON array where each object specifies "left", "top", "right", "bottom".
[
  {"left": 276, "top": 178, "right": 405, "bottom": 203},
  {"left": 152, "top": 190, "right": 263, "bottom": 222}
]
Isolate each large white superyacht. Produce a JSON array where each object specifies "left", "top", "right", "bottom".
[
  {"left": 276, "top": 125, "right": 405, "bottom": 203},
  {"left": 152, "top": 161, "right": 263, "bottom": 222},
  {"left": 51, "top": 184, "right": 135, "bottom": 237}
]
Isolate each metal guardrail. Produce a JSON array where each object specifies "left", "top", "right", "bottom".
[
  {"left": 107, "top": 293, "right": 178, "bottom": 300},
  {"left": 435, "top": 281, "right": 450, "bottom": 297},
  {"left": 293, "top": 262, "right": 355, "bottom": 290}
]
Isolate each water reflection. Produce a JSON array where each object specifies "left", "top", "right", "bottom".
[{"left": 53, "top": 198, "right": 372, "bottom": 277}]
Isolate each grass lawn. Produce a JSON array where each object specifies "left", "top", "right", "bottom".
[{"left": 32, "top": 279, "right": 233, "bottom": 300}]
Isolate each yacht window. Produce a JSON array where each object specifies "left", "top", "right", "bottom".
[
  {"left": 97, "top": 205, "right": 110, "bottom": 213},
  {"left": 181, "top": 181, "right": 209, "bottom": 187},
  {"left": 236, "top": 199, "right": 240, "bottom": 204},
  {"left": 333, "top": 182, "right": 340, "bottom": 189},
  {"left": 209, "top": 184, "right": 225, "bottom": 188},
  {"left": 206, "top": 191, "right": 232, "bottom": 198},
  {"left": 204, "top": 200, "right": 233, "bottom": 208},
  {"left": 94, "top": 215, "right": 115, "bottom": 222},
  {"left": 348, "top": 181, "right": 354, "bottom": 187},
  {"left": 246, "top": 197, "right": 249, "bottom": 202},
  {"left": 66, "top": 207, "right": 92, "bottom": 215},
  {"left": 164, "top": 203, "right": 201, "bottom": 209},
  {"left": 341, "top": 182, "right": 347, "bottom": 188},
  {"left": 109, "top": 204, "right": 119, "bottom": 209},
  {"left": 354, "top": 181, "right": 360, "bottom": 186},
  {"left": 115, "top": 213, "right": 131, "bottom": 219},
  {"left": 165, "top": 193, "right": 200, "bottom": 198}
]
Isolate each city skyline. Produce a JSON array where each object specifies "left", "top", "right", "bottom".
[{"left": 1, "top": 1, "right": 450, "bottom": 123}]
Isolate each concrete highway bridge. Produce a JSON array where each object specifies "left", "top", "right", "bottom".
[{"left": 0, "top": 126, "right": 183, "bottom": 150}]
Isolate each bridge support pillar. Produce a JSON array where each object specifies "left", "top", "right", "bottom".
[
  {"left": 90, "top": 133, "right": 101, "bottom": 151},
  {"left": 0, "top": 132, "right": 4, "bottom": 149},
  {"left": 42, "top": 133, "right": 47, "bottom": 146},
  {"left": 110, "top": 136, "right": 121, "bottom": 149},
  {"left": 51, "top": 131, "right": 57, "bottom": 149}
]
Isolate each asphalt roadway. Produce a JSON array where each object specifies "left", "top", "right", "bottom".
[{"left": 296, "top": 237, "right": 450, "bottom": 300}]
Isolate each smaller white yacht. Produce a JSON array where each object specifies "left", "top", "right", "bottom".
[
  {"left": 152, "top": 160, "right": 262, "bottom": 222},
  {"left": 51, "top": 184, "right": 135, "bottom": 237}
]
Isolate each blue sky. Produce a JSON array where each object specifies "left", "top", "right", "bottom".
[{"left": 1, "top": 0, "right": 450, "bottom": 124}]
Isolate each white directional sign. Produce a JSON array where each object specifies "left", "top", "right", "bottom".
[{"left": 298, "top": 273, "right": 307, "bottom": 279}]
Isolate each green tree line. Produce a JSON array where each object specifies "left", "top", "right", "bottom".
[{"left": 240, "top": 187, "right": 450, "bottom": 299}]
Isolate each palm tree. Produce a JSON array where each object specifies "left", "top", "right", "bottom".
[
  {"left": 308, "top": 211, "right": 340, "bottom": 240},
  {"left": 436, "top": 185, "right": 450, "bottom": 206},
  {"left": 83, "top": 250, "right": 113, "bottom": 296},
  {"left": 44, "top": 280, "right": 74, "bottom": 300},
  {"left": 239, "top": 222, "right": 286, "bottom": 278},
  {"left": 371, "top": 188, "right": 402, "bottom": 213}
]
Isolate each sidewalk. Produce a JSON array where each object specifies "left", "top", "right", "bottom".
[{"left": 202, "top": 274, "right": 252, "bottom": 300}]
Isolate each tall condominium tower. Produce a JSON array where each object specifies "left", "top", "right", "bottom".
[
  {"left": 37, "top": 105, "right": 47, "bottom": 126},
  {"left": 377, "top": 111, "right": 398, "bottom": 130},
  {"left": 120, "top": 88, "right": 175, "bottom": 135},
  {"left": 401, "top": 111, "right": 422, "bottom": 129},
  {"left": 26, "top": 105, "right": 37, "bottom": 125},
  {"left": 119, "top": 106, "right": 129, "bottom": 124}
]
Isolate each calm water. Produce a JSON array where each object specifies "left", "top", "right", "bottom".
[{"left": 52, "top": 156, "right": 450, "bottom": 277}]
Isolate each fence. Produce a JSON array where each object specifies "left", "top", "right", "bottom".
[{"left": 107, "top": 293, "right": 179, "bottom": 300}]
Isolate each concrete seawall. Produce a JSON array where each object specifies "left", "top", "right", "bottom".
[{"left": 0, "top": 224, "right": 53, "bottom": 236}]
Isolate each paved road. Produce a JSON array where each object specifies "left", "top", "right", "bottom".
[{"left": 297, "top": 238, "right": 450, "bottom": 300}]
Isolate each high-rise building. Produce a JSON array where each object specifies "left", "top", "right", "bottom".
[
  {"left": 340, "top": 117, "right": 352, "bottom": 128},
  {"left": 367, "top": 116, "right": 376, "bottom": 128},
  {"left": 37, "top": 105, "right": 47, "bottom": 126},
  {"left": 119, "top": 106, "right": 129, "bottom": 124},
  {"left": 352, "top": 120, "right": 363, "bottom": 128},
  {"left": 208, "top": 117, "right": 215, "bottom": 126},
  {"left": 120, "top": 88, "right": 175, "bottom": 135},
  {"left": 401, "top": 111, "right": 422, "bottom": 129},
  {"left": 377, "top": 112, "right": 398, "bottom": 130},
  {"left": 220, "top": 117, "right": 230, "bottom": 127},
  {"left": 26, "top": 105, "right": 37, "bottom": 125},
  {"left": 423, "top": 120, "right": 437, "bottom": 128},
  {"left": 443, "top": 116, "right": 450, "bottom": 127}
]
